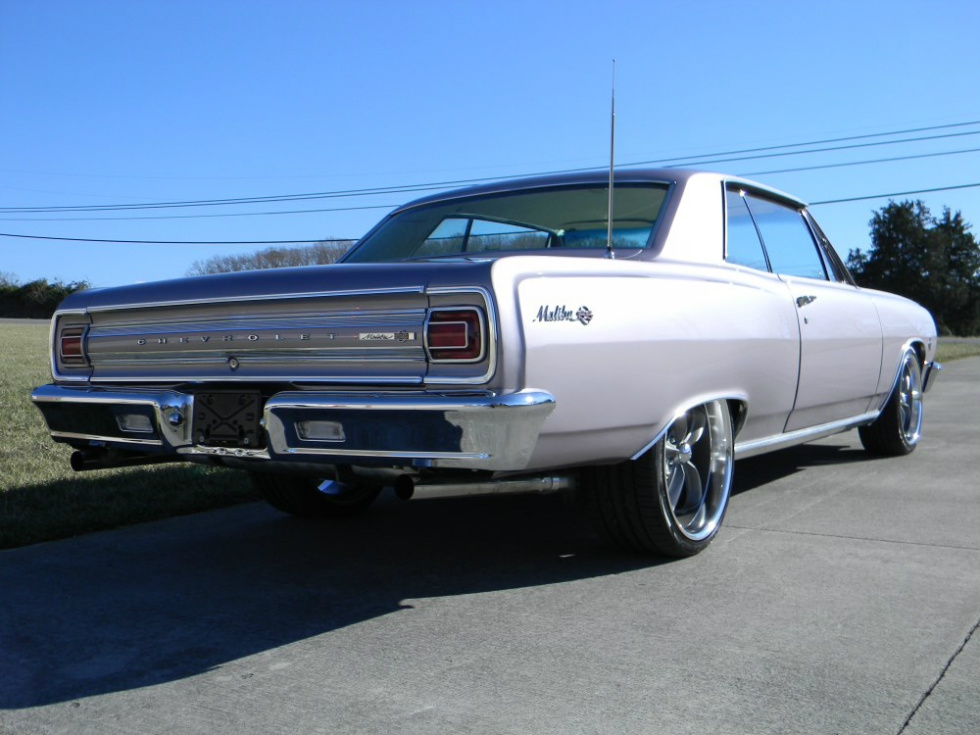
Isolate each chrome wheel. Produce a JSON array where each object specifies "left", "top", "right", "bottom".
[
  {"left": 859, "top": 347, "right": 925, "bottom": 457},
  {"left": 897, "top": 353, "right": 923, "bottom": 446},
  {"left": 662, "top": 400, "right": 734, "bottom": 542}
]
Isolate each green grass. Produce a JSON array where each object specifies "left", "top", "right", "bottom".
[
  {"left": 936, "top": 340, "right": 980, "bottom": 362},
  {"left": 0, "top": 323, "right": 258, "bottom": 549}
]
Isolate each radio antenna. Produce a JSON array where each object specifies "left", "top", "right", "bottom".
[{"left": 605, "top": 59, "right": 616, "bottom": 259}]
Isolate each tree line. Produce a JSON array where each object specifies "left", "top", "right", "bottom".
[{"left": 0, "top": 274, "right": 90, "bottom": 319}]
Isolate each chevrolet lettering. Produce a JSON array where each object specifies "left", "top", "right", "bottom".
[{"left": 32, "top": 169, "right": 940, "bottom": 557}]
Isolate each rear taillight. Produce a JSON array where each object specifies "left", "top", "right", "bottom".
[
  {"left": 425, "top": 308, "right": 484, "bottom": 361},
  {"left": 59, "top": 326, "right": 87, "bottom": 366}
]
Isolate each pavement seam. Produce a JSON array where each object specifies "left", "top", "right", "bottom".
[
  {"left": 724, "top": 524, "right": 980, "bottom": 551},
  {"left": 896, "top": 617, "right": 980, "bottom": 735}
]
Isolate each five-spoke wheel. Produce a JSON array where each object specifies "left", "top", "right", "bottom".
[
  {"left": 859, "top": 349, "right": 923, "bottom": 456},
  {"left": 583, "top": 399, "right": 734, "bottom": 556}
]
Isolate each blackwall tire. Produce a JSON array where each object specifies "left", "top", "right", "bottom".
[
  {"left": 251, "top": 473, "right": 381, "bottom": 518},
  {"left": 583, "top": 400, "right": 735, "bottom": 557},
  {"left": 859, "top": 349, "right": 923, "bottom": 457}
]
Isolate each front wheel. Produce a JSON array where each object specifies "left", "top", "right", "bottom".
[
  {"left": 582, "top": 400, "right": 735, "bottom": 557},
  {"left": 251, "top": 473, "right": 381, "bottom": 518},
  {"left": 859, "top": 349, "right": 923, "bottom": 456}
]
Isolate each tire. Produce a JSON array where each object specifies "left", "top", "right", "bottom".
[
  {"left": 859, "top": 349, "right": 923, "bottom": 457},
  {"left": 251, "top": 473, "right": 381, "bottom": 518},
  {"left": 582, "top": 400, "right": 734, "bottom": 557}
]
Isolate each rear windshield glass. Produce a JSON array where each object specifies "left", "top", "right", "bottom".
[{"left": 343, "top": 183, "right": 670, "bottom": 262}]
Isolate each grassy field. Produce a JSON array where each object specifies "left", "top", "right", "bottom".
[
  {"left": 0, "top": 323, "right": 257, "bottom": 549},
  {"left": 1, "top": 322, "right": 978, "bottom": 550}
]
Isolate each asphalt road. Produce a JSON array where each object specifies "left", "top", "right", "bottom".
[{"left": 1, "top": 359, "right": 977, "bottom": 735}]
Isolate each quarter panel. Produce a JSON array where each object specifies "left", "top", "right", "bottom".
[{"left": 492, "top": 257, "right": 800, "bottom": 470}]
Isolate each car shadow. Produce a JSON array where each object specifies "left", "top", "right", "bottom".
[
  {"left": 732, "top": 441, "right": 869, "bottom": 495},
  {"left": 1, "top": 441, "right": 870, "bottom": 709},
  {"left": 0, "top": 490, "right": 659, "bottom": 709}
]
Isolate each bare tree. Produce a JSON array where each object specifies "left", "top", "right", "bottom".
[{"left": 186, "top": 240, "right": 354, "bottom": 276}]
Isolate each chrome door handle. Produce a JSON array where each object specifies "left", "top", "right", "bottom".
[{"left": 796, "top": 295, "right": 817, "bottom": 308}]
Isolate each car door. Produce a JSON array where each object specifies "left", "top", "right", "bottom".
[{"left": 742, "top": 192, "right": 882, "bottom": 432}]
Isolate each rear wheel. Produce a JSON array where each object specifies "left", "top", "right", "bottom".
[
  {"left": 583, "top": 400, "right": 734, "bottom": 557},
  {"left": 859, "top": 349, "right": 923, "bottom": 456},
  {"left": 251, "top": 473, "right": 381, "bottom": 517}
]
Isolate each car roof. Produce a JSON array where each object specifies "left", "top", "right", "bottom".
[{"left": 392, "top": 168, "right": 807, "bottom": 213}]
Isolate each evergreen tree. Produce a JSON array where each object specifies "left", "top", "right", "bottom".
[{"left": 847, "top": 201, "right": 980, "bottom": 335}]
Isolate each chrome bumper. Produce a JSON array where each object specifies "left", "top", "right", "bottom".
[{"left": 31, "top": 385, "right": 555, "bottom": 471}]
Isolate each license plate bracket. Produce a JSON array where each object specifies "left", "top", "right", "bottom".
[{"left": 192, "top": 392, "right": 263, "bottom": 448}]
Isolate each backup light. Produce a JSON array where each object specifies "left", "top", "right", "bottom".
[
  {"left": 116, "top": 413, "right": 154, "bottom": 433},
  {"left": 297, "top": 420, "right": 346, "bottom": 442}
]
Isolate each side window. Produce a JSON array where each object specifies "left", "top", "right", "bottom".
[
  {"left": 745, "top": 194, "right": 828, "bottom": 280},
  {"left": 418, "top": 218, "right": 468, "bottom": 256},
  {"left": 467, "top": 219, "right": 550, "bottom": 251},
  {"left": 805, "top": 212, "right": 855, "bottom": 284},
  {"left": 725, "top": 188, "right": 769, "bottom": 271}
]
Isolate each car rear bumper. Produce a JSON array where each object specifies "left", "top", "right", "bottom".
[{"left": 31, "top": 384, "right": 555, "bottom": 471}]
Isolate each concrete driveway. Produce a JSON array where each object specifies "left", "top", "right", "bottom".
[{"left": 1, "top": 359, "right": 977, "bottom": 735}]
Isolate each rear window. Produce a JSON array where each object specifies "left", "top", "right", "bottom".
[{"left": 344, "top": 183, "right": 670, "bottom": 262}]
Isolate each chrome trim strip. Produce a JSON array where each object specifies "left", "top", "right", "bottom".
[
  {"left": 84, "top": 285, "right": 426, "bottom": 313},
  {"left": 86, "top": 375, "right": 426, "bottom": 385},
  {"left": 263, "top": 390, "right": 553, "bottom": 412},
  {"left": 630, "top": 393, "right": 747, "bottom": 461},
  {"left": 734, "top": 411, "right": 879, "bottom": 459}
]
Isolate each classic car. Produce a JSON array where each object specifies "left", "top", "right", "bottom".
[{"left": 31, "top": 169, "right": 940, "bottom": 556}]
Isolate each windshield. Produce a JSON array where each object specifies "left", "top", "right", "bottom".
[{"left": 343, "top": 183, "right": 670, "bottom": 263}]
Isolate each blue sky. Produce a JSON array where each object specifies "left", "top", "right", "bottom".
[{"left": 1, "top": 0, "right": 978, "bottom": 287}]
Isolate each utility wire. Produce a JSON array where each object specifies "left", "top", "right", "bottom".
[
  {"left": 0, "top": 203, "right": 401, "bottom": 222},
  {"left": 809, "top": 182, "right": 980, "bottom": 205},
  {"left": 3, "top": 148, "right": 977, "bottom": 224},
  {"left": 0, "top": 233, "right": 346, "bottom": 244},
  {"left": 3, "top": 121, "right": 978, "bottom": 214},
  {"left": 739, "top": 147, "right": 980, "bottom": 177},
  {"left": 3, "top": 183, "right": 978, "bottom": 245}
]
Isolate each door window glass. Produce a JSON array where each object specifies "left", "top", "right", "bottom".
[
  {"left": 745, "top": 195, "right": 827, "bottom": 280},
  {"left": 725, "top": 188, "right": 769, "bottom": 271}
]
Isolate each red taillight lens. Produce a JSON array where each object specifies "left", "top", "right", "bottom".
[
  {"left": 59, "top": 327, "right": 86, "bottom": 366},
  {"left": 426, "top": 309, "right": 483, "bottom": 361}
]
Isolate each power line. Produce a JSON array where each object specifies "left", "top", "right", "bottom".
[
  {"left": 0, "top": 233, "right": 349, "bottom": 245},
  {"left": 739, "top": 147, "right": 980, "bottom": 177},
  {"left": 0, "top": 203, "right": 401, "bottom": 223},
  {"left": 3, "top": 120, "right": 978, "bottom": 214},
  {"left": 809, "top": 182, "right": 980, "bottom": 205},
  {"left": 8, "top": 118, "right": 978, "bottom": 183},
  {"left": 4, "top": 182, "right": 978, "bottom": 245},
  {"left": 655, "top": 130, "right": 980, "bottom": 169},
  {"left": 4, "top": 148, "right": 977, "bottom": 224}
]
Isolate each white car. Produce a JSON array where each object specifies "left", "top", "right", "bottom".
[{"left": 33, "top": 169, "right": 940, "bottom": 556}]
